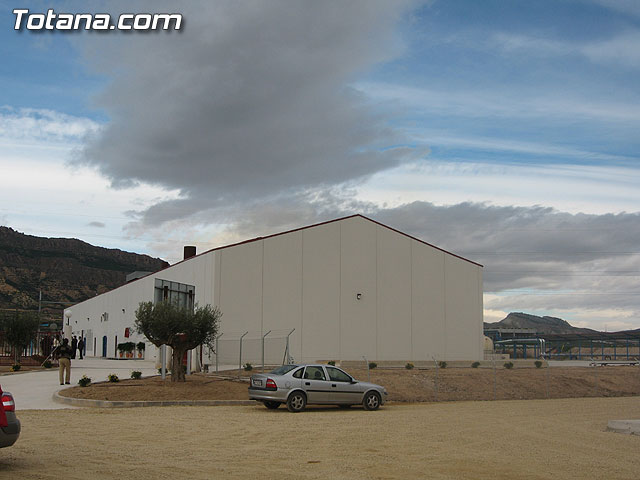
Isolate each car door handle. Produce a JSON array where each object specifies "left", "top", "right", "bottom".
[
  {"left": 332, "top": 384, "right": 337, "bottom": 387},
  {"left": 305, "top": 382, "right": 310, "bottom": 385}
]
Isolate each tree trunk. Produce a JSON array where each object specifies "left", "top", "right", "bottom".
[{"left": 171, "top": 346, "right": 186, "bottom": 382}]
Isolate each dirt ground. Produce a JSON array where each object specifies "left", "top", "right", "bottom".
[
  {"left": 58, "top": 365, "right": 640, "bottom": 403},
  {"left": 3, "top": 397, "right": 639, "bottom": 479}
]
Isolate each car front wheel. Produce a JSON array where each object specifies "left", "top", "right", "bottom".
[
  {"left": 264, "top": 401, "right": 281, "bottom": 409},
  {"left": 363, "top": 391, "right": 381, "bottom": 411},
  {"left": 286, "top": 391, "right": 307, "bottom": 412}
]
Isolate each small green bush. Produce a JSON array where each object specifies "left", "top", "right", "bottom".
[
  {"left": 43, "top": 359, "right": 53, "bottom": 368},
  {"left": 11, "top": 364, "right": 21, "bottom": 372},
  {"left": 405, "top": 362, "right": 414, "bottom": 370},
  {"left": 504, "top": 362, "right": 514, "bottom": 369},
  {"left": 131, "top": 370, "right": 142, "bottom": 379},
  {"left": 534, "top": 360, "right": 543, "bottom": 369},
  {"left": 327, "top": 360, "right": 336, "bottom": 366},
  {"left": 78, "top": 375, "right": 91, "bottom": 387},
  {"left": 471, "top": 361, "right": 480, "bottom": 368},
  {"left": 107, "top": 373, "right": 120, "bottom": 383},
  {"left": 243, "top": 363, "right": 253, "bottom": 371},
  {"left": 438, "top": 361, "right": 447, "bottom": 369},
  {"left": 368, "top": 362, "right": 377, "bottom": 369}
]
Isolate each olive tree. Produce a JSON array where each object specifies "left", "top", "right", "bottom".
[
  {"left": 134, "top": 301, "right": 221, "bottom": 382},
  {"left": 0, "top": 310, "right": 41, "bottom": 364}
]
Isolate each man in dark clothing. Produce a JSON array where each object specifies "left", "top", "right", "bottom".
[
  {"left": 71, "top": 336, "right": 78, "bottom": 359},
  {"left": 77, "top": 337, "right": 85, "bottom": 360},
  {"left": 56, "top": 338, "right": 73, "bottom": 385}
]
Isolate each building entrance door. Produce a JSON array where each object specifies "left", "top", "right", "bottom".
[{"left": 102, "top": 336, "right": 107, "bottom": 357}]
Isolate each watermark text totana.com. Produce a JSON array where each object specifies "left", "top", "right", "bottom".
[{"left": 13, "top": 8, "right": 182, "bottom": 31}]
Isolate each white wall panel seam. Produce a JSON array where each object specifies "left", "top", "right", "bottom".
[
  {"left": 338, "top": 221, "right": 342, "bottom": 363},
  {"left": 260, "top": 240, "right": 264, "bottom": 339}
]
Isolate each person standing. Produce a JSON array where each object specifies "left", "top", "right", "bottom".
[
  {"left": 56, "top": 338, "right": 73, "bottom": 385},
  {"left": 71, "top": 336, "right": 78, "bottom": 359},
  {"left": 77, "top": 337, "right": 85, "bottom": 360}
]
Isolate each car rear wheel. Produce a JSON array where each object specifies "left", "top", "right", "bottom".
[
  {"left": 363, "top": 391, "right": 381, "bottom": 411},
  {"left": 263, "top": 401, "right": 281, "bottom": 409},
  {"left": 286, "top": 391, "right": 306, "bottom": 412}
]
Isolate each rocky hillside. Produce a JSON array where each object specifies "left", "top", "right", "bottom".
[
  {"left": 484, "top": 312, "right": 598, "bottom": 334},
  {"left": 0, "top": 227, "right": 169, "bottom": 317}
]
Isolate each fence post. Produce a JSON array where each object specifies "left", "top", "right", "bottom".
[
  {"left": 492, "top": 352, "right": 496, "bottom": 401},
  {"left": 591, "top": 357, "right": 599, "bottom": 396},
  {"left": 215, "top": 333, "right": 223, "bottom": 373},
  {"left": 363, "top": 356, "right": 370, "bottom": 382},
  {"left": 432, "top": 356, "right": 439, "bottom": 402},
  {"left": 545, "top": 355, "right": 550, "bottom": 399},
  {"left": 238, "top": 331, "right": 248, "bottom": 375},
  {"left": 262, "top": 330, "right": 271, "bottom": 372},
  {"left": 282, "top": 328, "right": 295, "bottom": 365}
]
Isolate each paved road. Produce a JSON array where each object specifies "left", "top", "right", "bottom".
[{"left": 0, "top": 357, "right": 159, "bottom": 410}]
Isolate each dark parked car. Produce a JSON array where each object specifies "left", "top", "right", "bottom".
[
  {"left": 248, "top": 364, "right": 388, "bottom": 412},
  {"left": 0, "top": 385, "right": 20, "bottom": 448}
]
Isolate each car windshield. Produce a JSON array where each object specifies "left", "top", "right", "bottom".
[{"left": 269, "top": 365, "right": 299, "bottom": 375}]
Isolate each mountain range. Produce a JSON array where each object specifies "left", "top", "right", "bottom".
[
  {"left": 485, "top": 312, "right": 639, "bottom": 334},
  {"left": 0, "top": 226, "right": 168, "bottom": 321}
]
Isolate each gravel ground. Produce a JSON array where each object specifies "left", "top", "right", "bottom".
[{"left": 2, "top": 397, "right": 639, "bottom": 479}]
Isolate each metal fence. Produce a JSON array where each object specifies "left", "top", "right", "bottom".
[
  {"left": 0, "top": 330, "right": 60, "bottom": 364},
  {"left": 207, "top": 329, "right": 295, "bottom": 372}
]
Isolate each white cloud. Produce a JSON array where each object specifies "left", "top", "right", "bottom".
[
  {"left": 356, "top": 161, "right": 640, "bottom": 215},
  {"left": 0, "top": 107, "right": 101, "bottom": 145},
  {"left": 357, "top": 81, "right": 640, "bottom": 124},
  {"left": 491, "top": 30, "right": 640, "bottom": 69}
]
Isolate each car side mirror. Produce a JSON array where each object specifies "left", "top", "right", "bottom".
[{"left": 350, "top": 380, "right": 357, "bottom": 384}]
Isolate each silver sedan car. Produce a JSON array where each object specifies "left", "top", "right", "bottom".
[{"left": 248, "top": 364, "right": 388, "bottom": 412}]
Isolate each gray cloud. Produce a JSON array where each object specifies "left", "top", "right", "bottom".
[
  {"left": 76, "top": 0, "right": 421, "bottom": 225},
  {"left": 87, "top": 221, "right": 106, "bottom": 228}
]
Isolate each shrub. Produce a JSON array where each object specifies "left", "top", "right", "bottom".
[
  {"left": 131, "top": 370, "right": 142, "bottom": 379},
  {"left": 107, "top": 373, "right": 120, "bottom": 383},
  {"left": 11, "top": 364, "right": 21, "bottom": 372},
  {"left": 504, "top": 362, "right": 514, "bottom": 369},
  {"left": 471, "top": 361, "right": 480, "bottom": 368},
  {"left": 136, "top": 341, "right": 146, "bottom": 351},
  {"left": 43, "top": 359, "right": 52, "bottom": 368},
  {"left": 438, "top": 361, "right": 447, "bottom": 369},
  {"left": 368, "top": 362, "right": 377, "bottom": 369},
  {"left": 405, "top": 362, "right": 414, "bottom": 370},
  {"left": 78, "top": 375, "right": 91, "bottom": 387},
  {"left": 534, "top": 360, "right": 543, "bottom": 369},
  {"left": 243, "top": 363, "right": 253, "bottom": 371},
  {"left": 327, "top": 360, "right": 335, "bottom": 366}
]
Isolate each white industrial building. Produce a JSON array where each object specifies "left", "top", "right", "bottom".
[{"left": 65, "top": 215, "right": 483, "bottom": 366}]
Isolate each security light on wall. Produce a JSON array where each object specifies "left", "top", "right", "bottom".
[
  {"left": 356, "top": 293, "right": 362, "bottom": 300},
  {"left": 122, "top": 308, "right": 125, "bottom": 313}
]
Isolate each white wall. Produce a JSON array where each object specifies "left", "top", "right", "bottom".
[{"left": 66, "top": 216, "right": 483, "bottom": 364}]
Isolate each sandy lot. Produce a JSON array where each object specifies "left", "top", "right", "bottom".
[
  {"left": 59, "top": 365, "right": 640, "bottom": 403},
  {"left": 2, "top": 397, "right": 639, "bottom": 479}
]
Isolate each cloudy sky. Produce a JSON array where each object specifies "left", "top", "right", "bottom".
[{"left": 1, "top": 0, "right": 639, "bottom": 330}]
